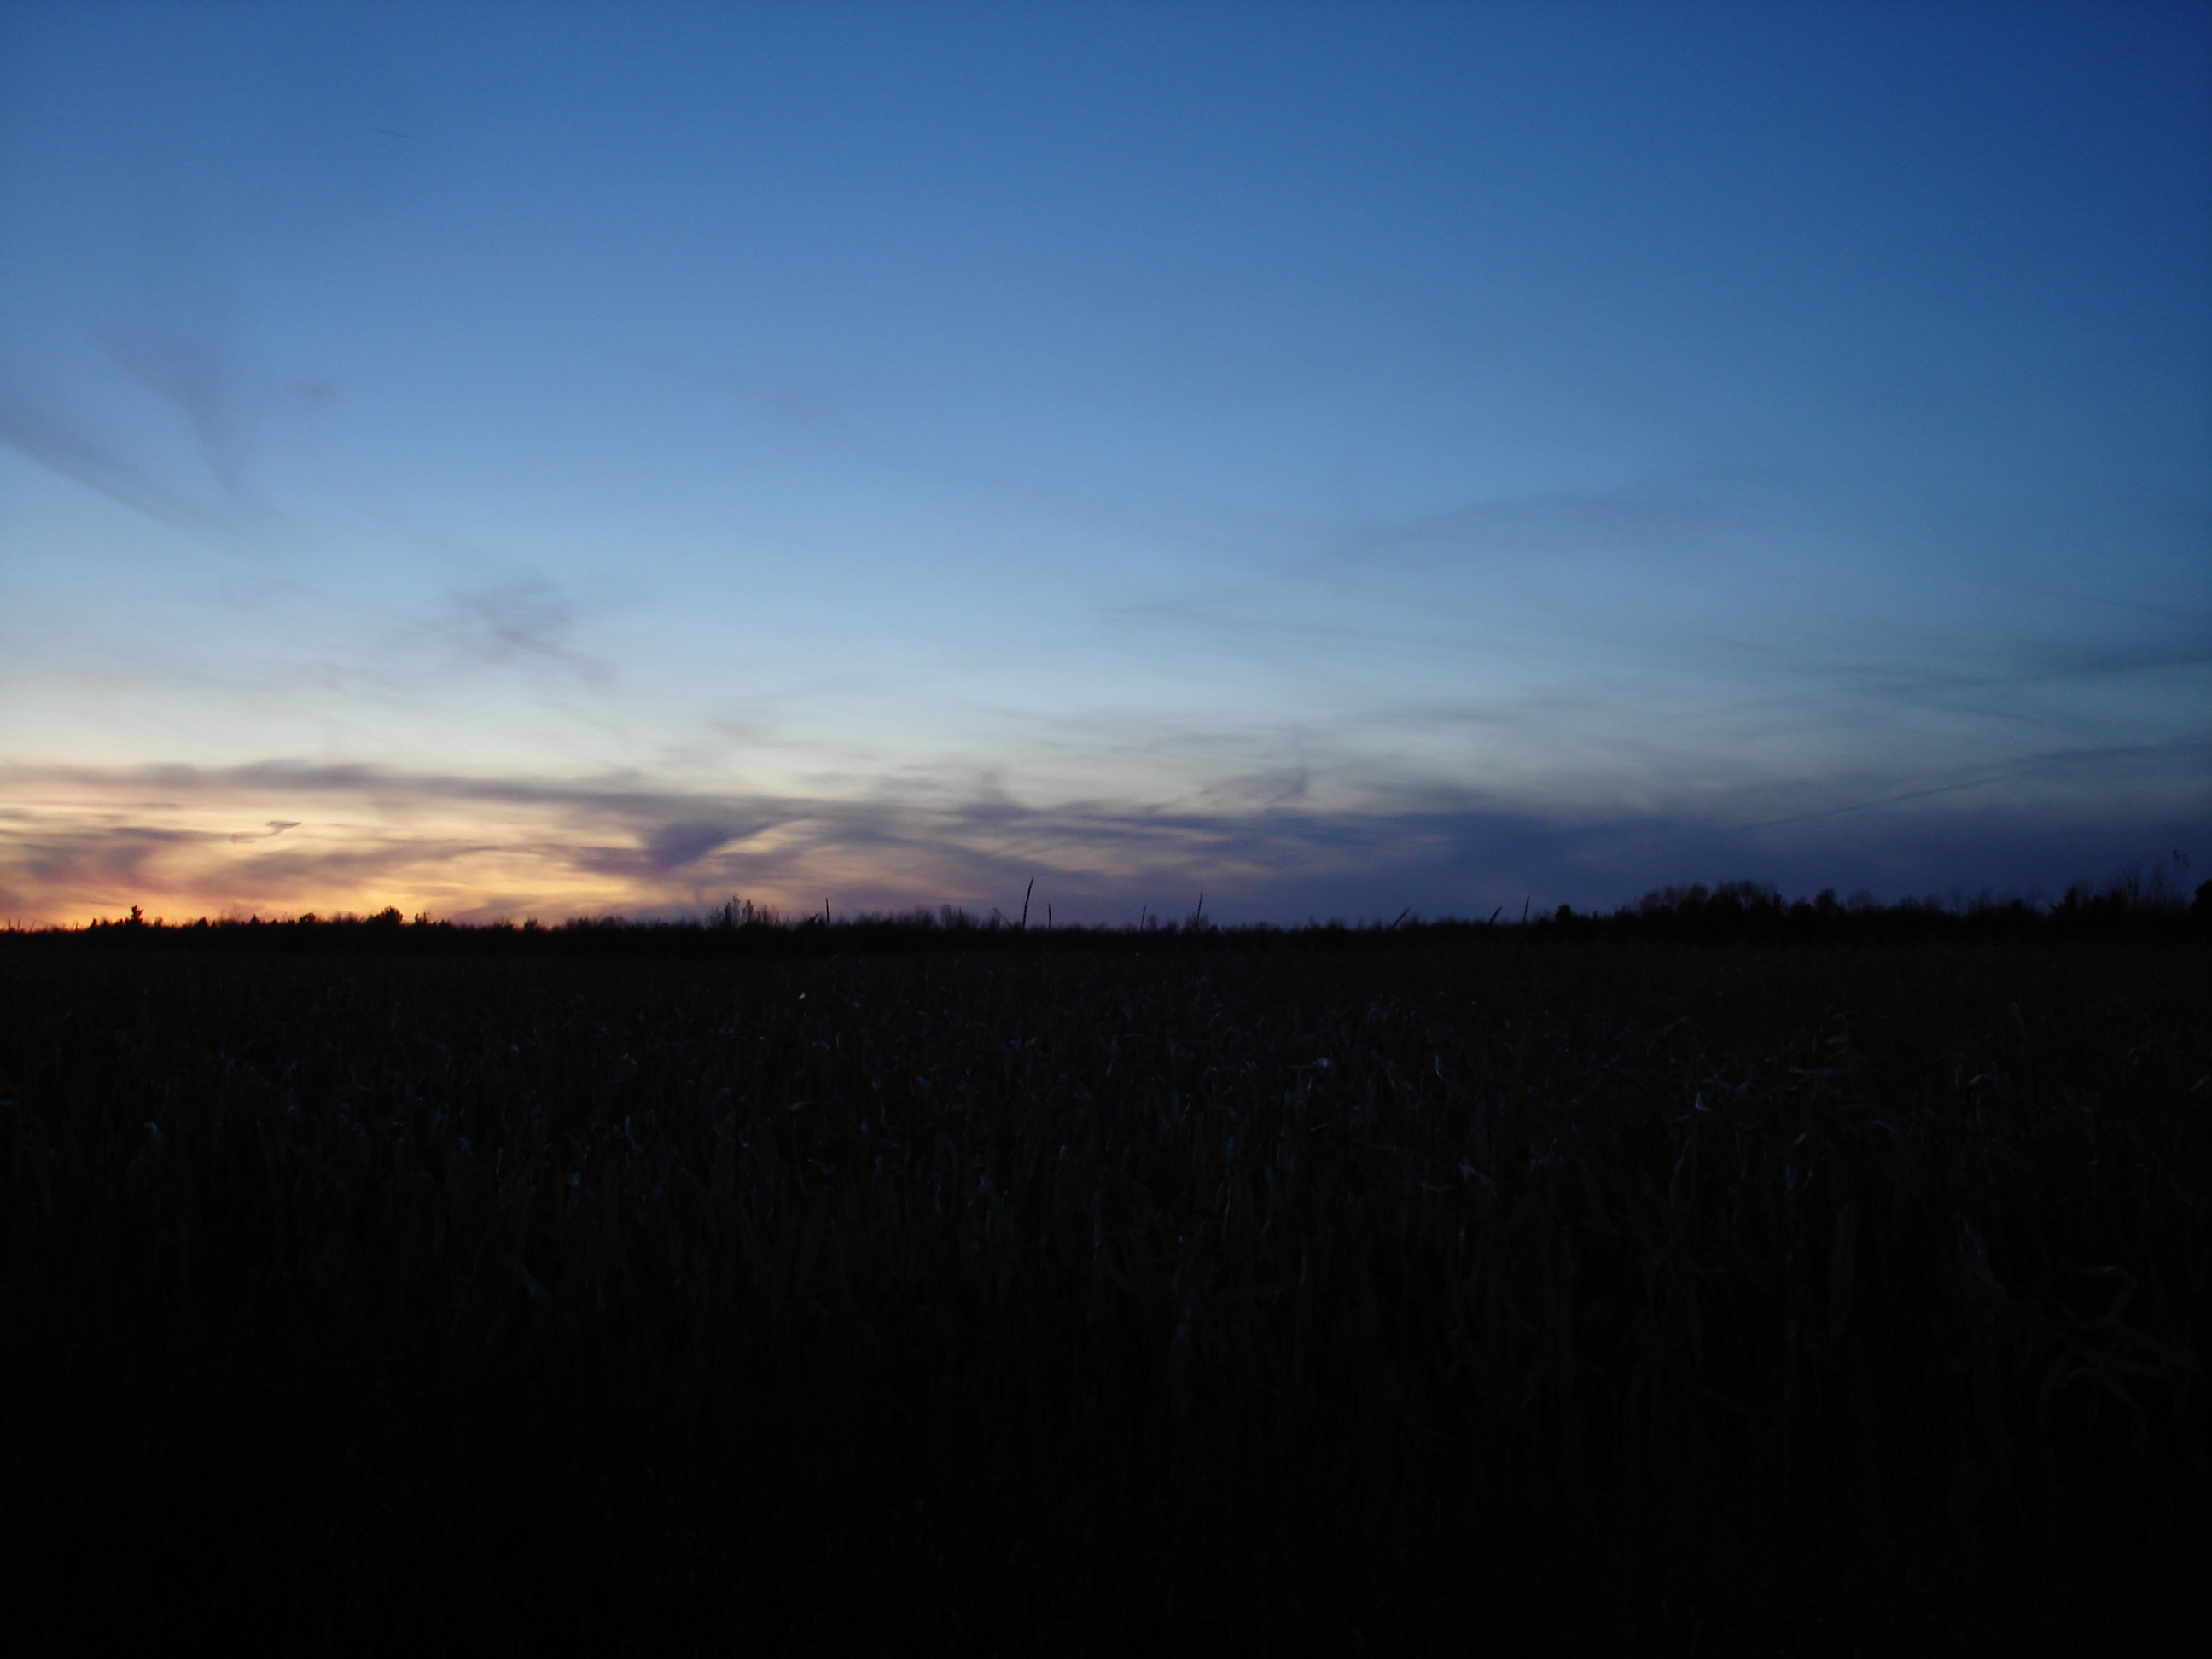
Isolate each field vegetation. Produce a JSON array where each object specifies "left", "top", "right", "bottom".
[{"left": 4, "top": 881, "right": 2208, "bottom": 1653}]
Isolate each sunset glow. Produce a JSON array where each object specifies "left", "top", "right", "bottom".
[{"left": 4, "top": 3, "right": 2206, "bottom": 924}]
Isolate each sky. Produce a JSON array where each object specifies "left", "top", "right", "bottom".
[{"left": 1, "top": 1, "right": 2207, "bottom": 926}]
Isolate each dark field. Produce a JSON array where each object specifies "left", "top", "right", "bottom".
[{"left": 4, "top": 916, "right": 2207, "bottom": 1653}]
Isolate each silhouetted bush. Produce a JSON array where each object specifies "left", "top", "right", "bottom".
[{"left": 23, "top": 864, "right": 2209, "bottom": 962}]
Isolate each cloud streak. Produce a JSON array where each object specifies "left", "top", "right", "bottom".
[
  {"left": 0, "top": 175, "right": 284, "bottom": 544},
  {"left": 0, "top": 393, "right": 236, "bottom": 537},
  {"left": 1307, "top": 481, "right": 1728, "bottom": 571},
  {"left": 228, "top": 819, "right": 300, "bottom": 844},
  {"left": 1, "top": 751, "right": 2199, "bottom": 928},
  {"left": 432, "top": 573, "right": 614, "bottom": 685}
]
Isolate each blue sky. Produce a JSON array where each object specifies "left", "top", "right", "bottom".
[{"left": 2, "top": 2, "right": 2206, "bottom": 923}]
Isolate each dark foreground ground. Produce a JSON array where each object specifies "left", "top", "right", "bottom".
[{"left": 3, "top": 922, "right": 2206, "bottom": 1653}]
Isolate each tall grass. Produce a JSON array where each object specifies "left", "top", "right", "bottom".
[{"left": 3, "top": 931, "right": 2205, "bottom": 1652}]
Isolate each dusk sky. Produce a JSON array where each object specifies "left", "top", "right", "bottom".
[{"left": 3, "top": 2, "right": 2206, "bottom": 925}]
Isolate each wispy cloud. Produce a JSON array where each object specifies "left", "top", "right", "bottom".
[
  {"left": 1732, "top": 737, "right": 2212, "bottom": 832},
  {"left": 228, "top": 819, "right": 300, "bottom": 844},
  {"left": 429, "top": 572, "right": 614, "bottom": 685},
  {"left": 1307, "top": 481, "right": 1726, "bottom": 569},
  {"left": 0, "top": 751, "right": 2199, "bottom": 928},
  {"left": 639, "top": 818, "right": 767, "bottom": 872},
  {"left": 0, "top": 392, "right": 234, "bottom": 537},
  {"left": 0, "top": 177, "right": 282, "bottom": 544},
  {"left": 104, "top": 323, "right": 253, "bottom": 510}
]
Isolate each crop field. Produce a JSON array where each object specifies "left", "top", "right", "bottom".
[{"left": 3, "top": 906, "right": 2207, "bottom": 1654}]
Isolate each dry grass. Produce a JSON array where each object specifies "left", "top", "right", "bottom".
[{"left": 3, "top": 931, "right": 2206, "bottom": 1653}]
